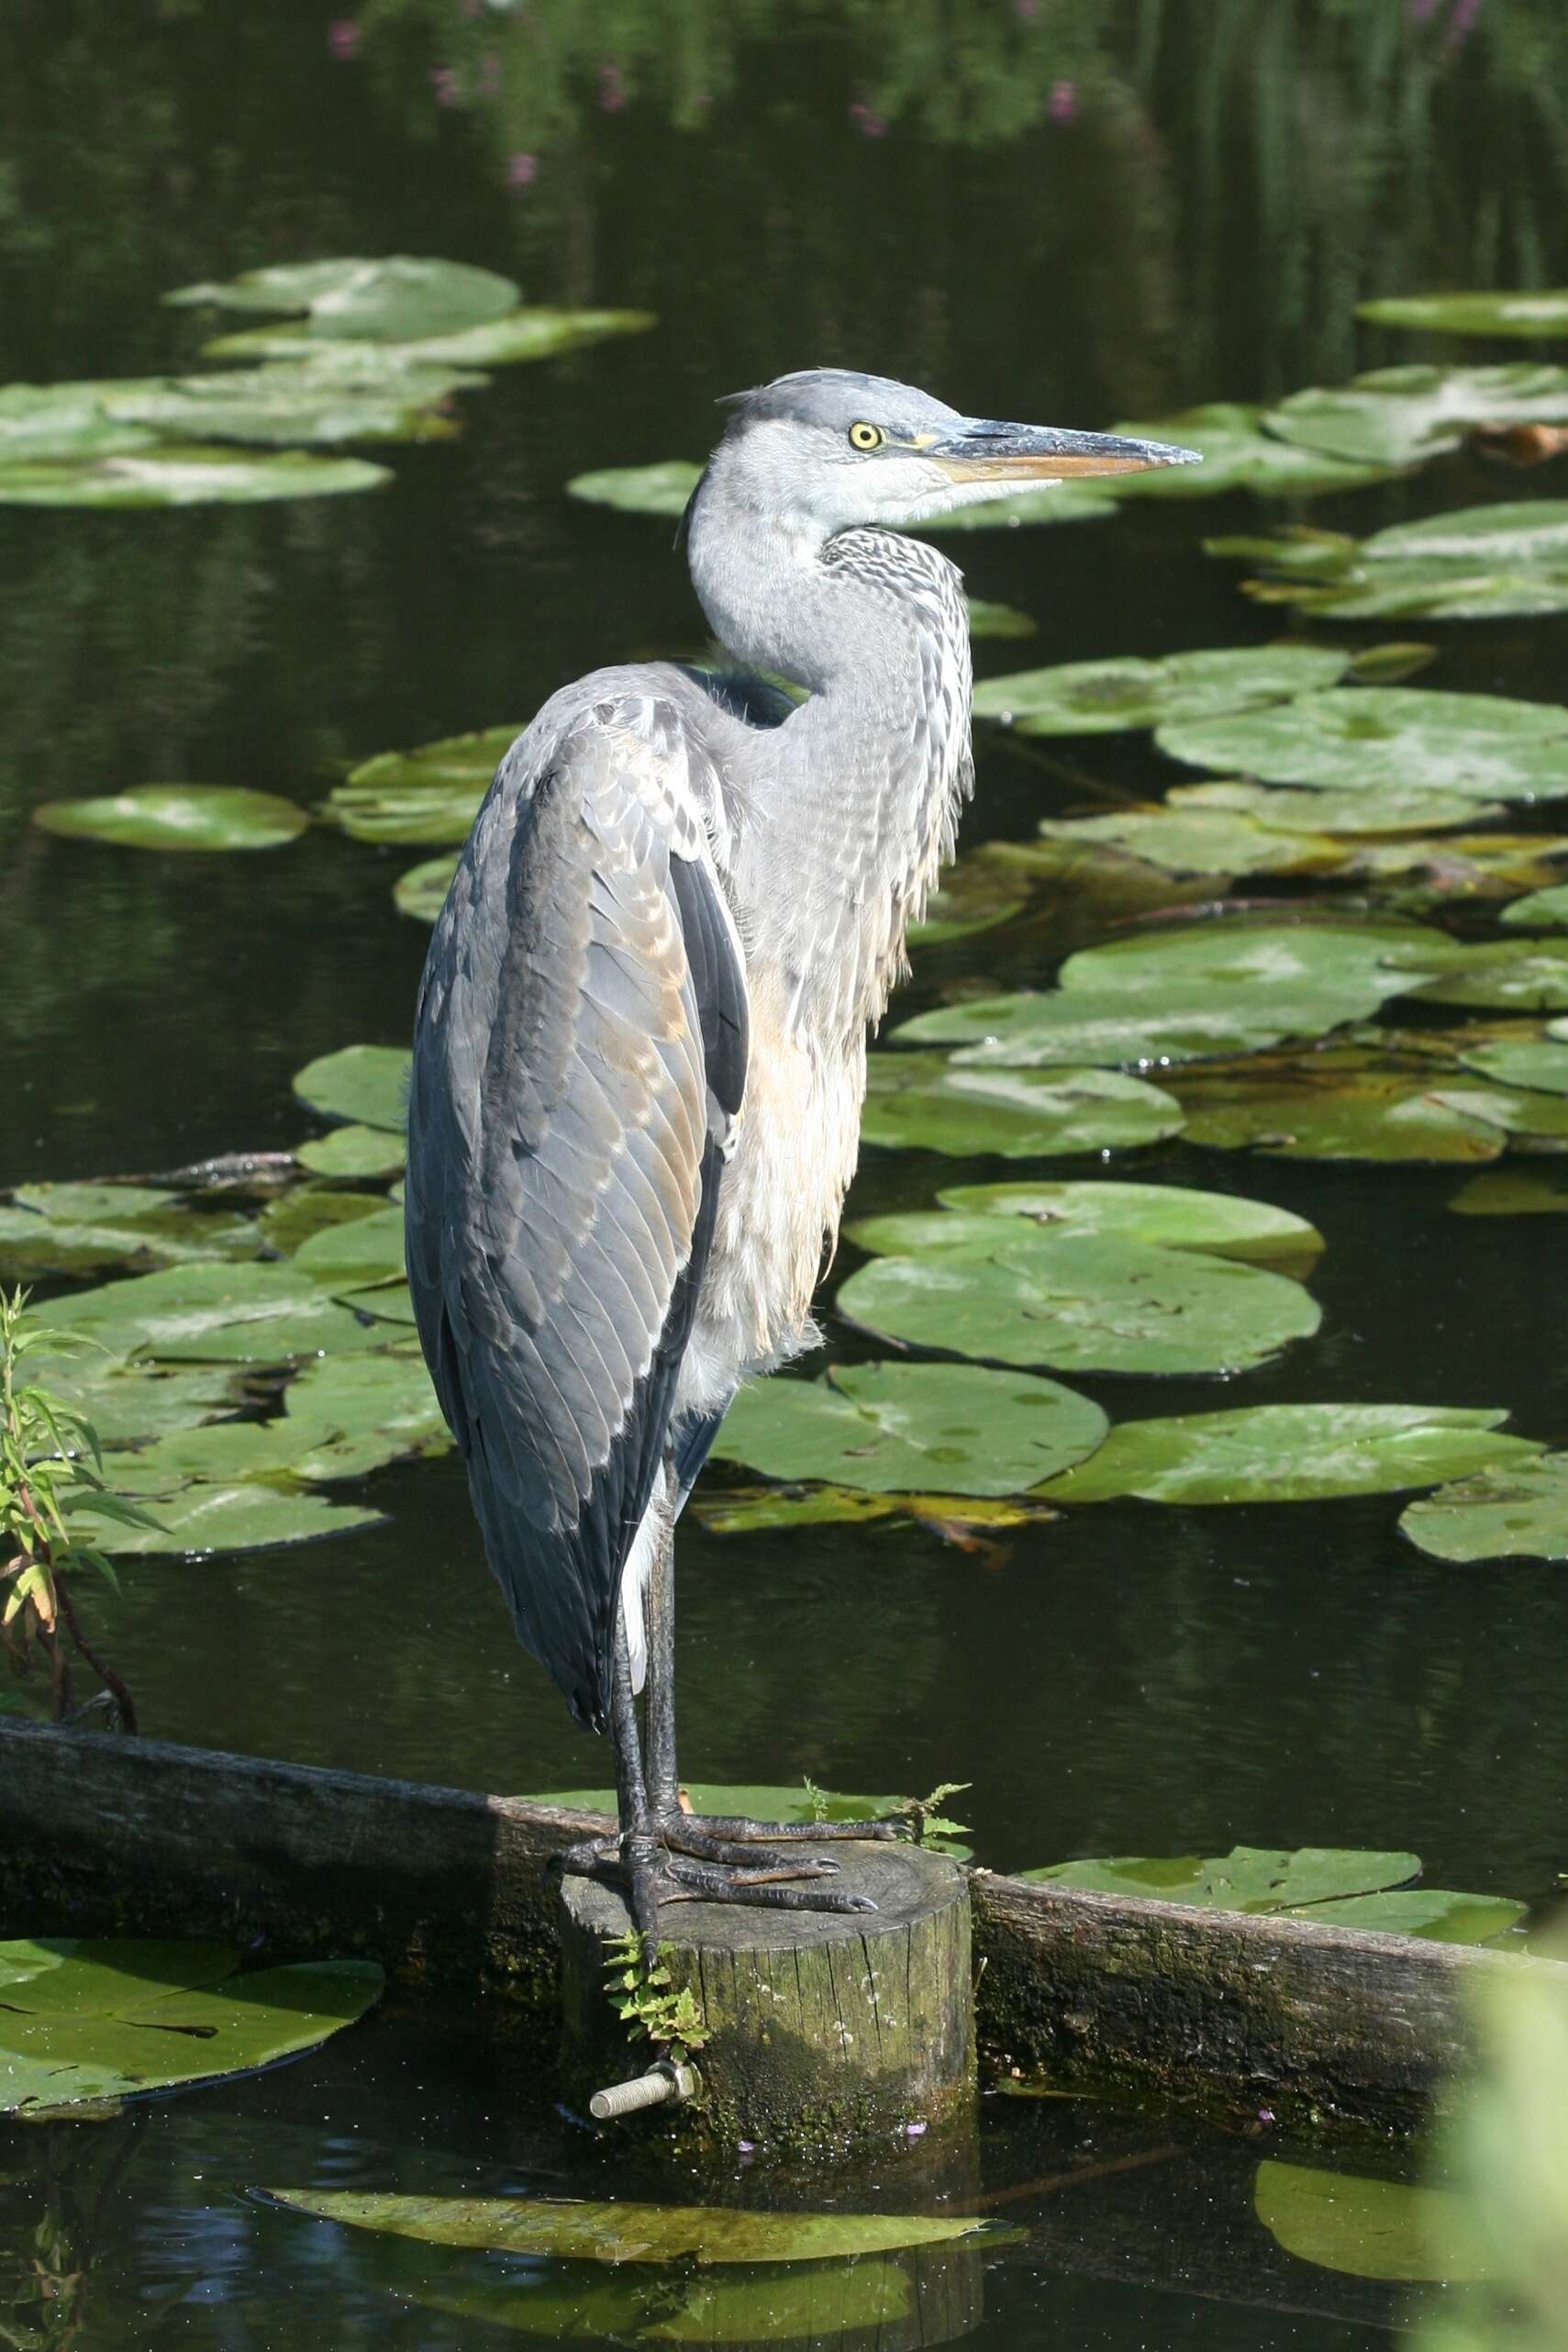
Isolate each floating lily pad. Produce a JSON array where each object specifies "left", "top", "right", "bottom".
[
  {"left": 1400, "top": 939, "right": 1568, "bottom": 1010},
  {"left": 0, "top": 445, "right": 390, "bottom": 506},
  {"left": 1158, "top": 686, "right": 1568, "bottom": 801},
  {"left": 1034, "top": 1403, "right": 1536, "bottom": 1504},
  {"left": 0, "top": 382, "right": 161, "bottom": 463},
  {"left": 1057, "top": 917, "right": 1448, "bottom": 994},
  {"left": 861, "top": 1055, "right": 1184, "bottom": 1156},
  {"left": 711, "top": 1362, "right": 1106, "bottom": 1497},
  {"left": 1033, "top": 807, "right": 1346, "bottom": 878},
  {"left": 68, "top": 1479, "right": 384, "bottom": 1555},
  {"left": 1170, "top": 776, "right": 1502, "bottom": 834},
  {"left": 293, "top": 1206, "right": 406, "bottom": 1289},
  {"left": 836, "top": 1234, "right": 1319, "bottom": 1377},
  {"left": 973, "top": 643, "right": 1351, "bottom": 733},
  {"left": 1449, "top": 1164, "right": 1568, "bottom": 1215},
  {"left": 1218, "top": 503, "right": 1568, "bottom": 620},
  {"left": 1265, "top": 364, "right": 1568, "bottom": 469},
  {"left": 0, "top": 1946, "right": 382, "bottom": 2115},
  {"left": 524, "top": 1783, "right": 897, "bottom": 1827},
  {"left": 88, "top": 362, "right": 473, "bottom": 449},
  {"left": 1171, "top": 1050, "right": 1508, "bottom": 1163},
  {"left": 0, "top": 1184, "right": 259, "bottom": 1278},
  {"left": 263, "top": 2187, "right": 1006, "bottom": 2265},
  {"left": 865, "top": 1181, "right": 1322, "bottom": 1267},
  {"left": 906, "top": 864, "right": 1027, "bottom": 947},
  {"left": 39, "top": 1261, "right": 384, "bottom": 1365},
  {"left": 1503, "top": 882, "right": 1568, "bottom": 929},
  {"left": 281, "top": 1348, "right": 447, "bottom": 1481},
  {"left": 259, "top": 1188, "right": 391, "bottom": 1255},
  {"left": 33, "top": 784, "right": 308, "bottom": 852},
  {"left": 966, "top": 599, "right": 1036, "bottom": 639},
  {"left": 566, "top": 460, "right": 702, "bottom": 516},
  {"left": 293, "top": 1045, "right": 409, "bottom": 1133},
  {"left": 394, "top": 855, "right": 459, "bottom": 922},
  {"left": 1253, "top": 2160, "right": 1490, "bottom": 2284},
  {"left": 915, "top": 482, "right": 1119, "bottom": 529},
  {"left": 1297, "top": 1889, "right": 1527, "bottom": 1942},
  {"left": 690, "top": 1483, "right": 1057, "bottom": 1540},
  {"left": 1106, "top": 402, "right": 1398, "bottom": 497},
  {"left": 46, "top": 1363, "right": 240, "bottom": 1448},
  {"left": 167, "top": 255, "right": 521, "bottom": 340},
  {"left": 295, "top": 1126, "right": 408, "bottom": 1180},
  {"left": 1357, "top": 290, "right": 1568, "bottom": 340},
  {"left": 1399, "top": 1452, "right": 1568, "bottom": 1563},
  {"left": 203, "top": 309, "right": 655, "bottom": 369},
  {"left": 1456, "top": 1034, "right": 1568, "bottom": 1096},
  {"left": 896, "top": 976, "right": 1384, "bottom": 1068},
  {"left": 322, "top": 724, "right": 517, "bottom": 844},
  {"left": 1019, "top": 1845, "right": 1422, "bottom": 1909},
  {"left": 402, "top": 2257, "right": 917, "bottom": 2343}
]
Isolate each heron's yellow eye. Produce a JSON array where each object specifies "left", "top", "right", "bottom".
[{"left": 848, "top": 421, "right": 884, "bottom": 451}]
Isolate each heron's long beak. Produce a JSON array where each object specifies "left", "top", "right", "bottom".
[{"left": 925, "top": 418, "right": 1202, "bottom": 481}]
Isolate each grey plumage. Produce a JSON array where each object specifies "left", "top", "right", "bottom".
[{"left": 405, "top": 370, "right": 1198, "bottom": 1736}]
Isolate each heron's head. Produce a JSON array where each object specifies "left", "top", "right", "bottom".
[{"left": 702, "top": 366, "right": 1200, "bottom": 534}]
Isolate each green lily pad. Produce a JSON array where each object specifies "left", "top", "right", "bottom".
[
  {"left": 33, "top": 784, "right": 308, "bottom": 852},
  {"left": 263, "top": 2187, "right": 1007, "bottom": 2265},
  {"left": 524, "top": 1783, "right": 897, "bottom": 1827},
  {"left": 1106, "top": 402, "right": 1399, "bottom": 497},
  {"left": 711, "top": 1362, "right": 1106, "bottom": 1498},
  {"left": 0, "top": 1948, "right": 382, "bottom": 2115},
  {"left": 322, "top": 724, "right": 518, "bottom": 844},
  {"left": 68, "top": 1479, "right": 384, "bottom": 1555},
  {"left": 295, "top": 1125, "right": 408, "bottom": 1179},
  {"left": 973, "top": 643, "right": 1351, "bottom": 733},
  {"left": 1253, "top": 2160, "right": 1490, "bottom": 2284},
  {"left": 861, "top": 1055, "right": 1184, "bottom": 1157},
  {"left": 0, "top": 382, "right": 162, "bottom": 463},
  {"left": 167, "top": 256, "right": 521, "bottom": 340},
  {"left": 1264, "top": 363, "right": 1568, "bottom": 469},
  {"left": 1218, "top": 503, "right": 1568, "bottom": 621},
  {"left": 836, "top": 1234, "right": 1319, "bottom": 1377},
  {"left": 1400, "top": 940, "right": 1568, "bottom": 1010},
  {"left": 293, "top": 1207, "right": 406, "bottom": 1288},
  {"left": 1357, "top": 290, "right": 1568, "bottom": 340},
  {"left": 966, "top": 599, "right": 1036, "bottom": 639},
  {"left": 896, "top": 978, "right": 1383, "bottom": 1069},
  {"left": 906, "top": 857, "right": 1027, "bottom": 946},
  {"left": 1158, "top": 686, "right": 1568, "bottom": 801},
  {"left": 87, "top": 361, "right": 473, "bottom": 449},
  {"left": 1503, "top": 882, "right": 1568, "bottom": 928},
  {"left": 1449, "top": 1164, "right": 1568, "bottom": 1215},
  {"left": 1035, "top": 1403, "right": 1537, "bottom": 1504},
  {"left": 1399, "top": 1452, "right": 1568, "bottom": 1563},
  {"left": 0, "top": 1184, "right": 259, "bottom": 1278},
  {"left": 1290, "top": 1889, "right": 1526, "bottom": 1943},
  {"left": 1057, "top": 917, "right": 1448, "bottom": 994},
  {"left": 293, "top": 1045, "right": 409, "bottom": 1133},
  {"left": 1019, "top": 1845, "right": 1422, "bottom": 1909},
  {"left": 203, "top": 309, "right": 655, "bottom": 370},
  {"left": 45, "top": 1363, "right": 240, "bottom": 1448},
  {"left": 863, "top": 1180, "right": 1322, "bottom": 1267},
  {"left": 39, "top": 1261, "right": 384, "bottom": 1365},
  {"left": 259, "top": 1188, "right": 392, "bottom": 1255},
  {"left": 566, "top": 460, "right": 702, "bottom": 516},
  {"left": 1169, "top": 776, "right": 1502, "bottom": 835},
  {"left": 1170, "top": 1049, "right": 1511, "bottom": 1163},
  {"left": 0, "top": 445, "right": 390, "bottom": 507},
  {"left": 1456, "top": 1034, "right": 1568, "bottom": 1094},
  {"left": 281, "top": 1348, "right": 448, "bottom": 1481},
  {"left": 393, "top": 854, "right": 459, "bottom": 922},
  {"left": 690, "top": 1484, "right": 1056, "bottom": 1539},
  {"left": 1034, "top": 806, "right": 1346, "bottom": 879},
  {"left": 915, "top": 482, "right": 1119, "bottom": 529},
  {"left": 401, "top": 2257, "right": 917, "bottom": 2343},
  {"left": 1424, "top": 1083, "right": 1568, "bottom": 1143}
]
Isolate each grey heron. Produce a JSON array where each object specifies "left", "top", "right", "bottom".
[{"left": 406, "top": 369, "right": 1197, "bottom": 1940}]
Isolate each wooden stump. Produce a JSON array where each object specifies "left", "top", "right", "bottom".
[{"left": 558, "top": 1842, "right": 975, "bottom": 2157}]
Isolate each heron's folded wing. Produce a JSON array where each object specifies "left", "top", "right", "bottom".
[{"left": 405, "top": 697, "right": 746, "bottom": 1727}]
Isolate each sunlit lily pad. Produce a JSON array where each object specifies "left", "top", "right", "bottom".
[
  {"left": 1357, "top": 290, "right": 1568, "bottom": 340},
  {"left": 0, "top": 444, "right": 390, "bottom": 506},
  {"left": 0, "top": 1945, "right": 382, "bottom": 2115},
  {"left": 973, "top": 643, "right": 1351, "bottom": 733},
  {"left": 915, "top": 482, "right": 1119, "bottom": 529},
  {"left": 566, "top": 460, "right": 702, "bottom": 516},
  {"left": 524, "top": 1783, "right": 896, "bottom": 1827},
  {"left": 896, "top": 977, "right": 1381, "bottom": 1068},
  {"left": 0, "top": 382, "right": 161, "bottom": 463},
  {"left": 0, "top": 1183, "right": 259, "bottom": 1277},
  {"left": 1105, "top": 402, "right": 1399, "bottom": 496},
  {"left": 1503, "top": 882, "right": 1568, "bottom": 928},
  {"left": 861, "top": 1055, "right": 1184, "bottom": 1156},
  {"left": 1033, "top": 807, "right": 1346, "bottom": 878},
  {"left": 837, "top": 1234, "right": 1319, "bottom": 1377},
  {"left": 1265, "top": 364, "right": 1568, "bottom": 469},
  {"left": 263, "top": 2187, "right": 1007, "bottom": 2264},
  {"left": 859, "top": 1180, "right": 1321, "bottom": 1267},
  {"left": 1449, "top": 1164, "right": 1568, "bottom": 1215},
  {"left": 1399, "top": 1452, "right": 1568, "bottom": 1563},
  {"left": 401, "top": 2257, "right": 918, "bottom": 2342},
  {"left": 1400, "top": 939, "right": 1568, "bottom": 1010},
  {"left": 1298, "top": 1889, "right": 1526, "bottom": 1942},
  {"left": 259, "top": 1187, "right": 391, "bottom": 1255},
  {"left": 1057, "top": 917, "right": 1448, "bottom": 993},
  {"left": 39, "top": 1261, "right": 384, "bottom": 1365},
  {"left": 33, "top": 784, "right": 308, "bottom": 852},
  {"left": 1169, "top": 776, "right": 1502, "bottom": 835},
  {"left": 89, "top": 361, "right": 473, "bottom": 448},
  {"left": 68, "top": 1479, "right": 383, "bottom": 1555},
  {"left": 167, "top": 255, "right": 521, "bottom": 340},
  {"left": 1170, "top": 1051, "right": 1507, "bottom": 1162},
  {"left": 45, "top": 1362, "right": 240, "bottom": 1448},
  {"left": 394, "top": 854, "right": 459, "bottom": 922},
  {"left": 204, "top": 309, "right": 655, "bottom": 369},
  {"left": 690, "top": 1483, "right": 1057, "bottom": 1540},
  {"left": 1019, "top": 1845, "right": 1422, "bottom": 1909},
  {"left": 1253, "top": 2161, "right": 1491, "bottom": 2284},
  {"left": 294, "top": 1206, "right": 406, "bottom": 1288},
  {"left": 280, "top": 1348, "right": 448, "bottom": 1480},
  {"left": 1158, "top": 686, "right": 1568, "bottom": 801},
  {"left": 1035, "top": 1403, "right": 1537, "bottom": 1504},
  {"left": 322, "top": 725, "right": 517, "bottom": 844},
  {"left": 293, "top": 1045, "right": 410, "bottom": 1133},
  {"left": 711, "top": 1362, "right": 1106, "bottom": 1497},
  {"left": 295, "top": 1125, "right": 407, "bottom": 1179},
  {"left": 1455, "top": 1036, "right": 1568, "bottom": 1096},
  {"left": 966, "top": 599, "right": 1035, "bottom": 639},
  {"left": 1218, "top": 503, "right": 1568, "bottom": 620}
]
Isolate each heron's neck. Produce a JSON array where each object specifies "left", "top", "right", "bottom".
[{"left": 690, "top": 502, "right": 973, "bottom": 1043}]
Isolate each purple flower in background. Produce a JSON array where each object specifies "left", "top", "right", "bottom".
[
  {"left": 506, "top": 150, "right": 539, "bottom": 188},
  {"left": 431, "top": 63, "right": 461, "bottom": 106},
  {"left": 327, "top": 17, "right": 360, "bottom": 61},
  {"left": 599, "top": 61, "right": 628, "bottom": 113},
  {"left": 849, "top": 98, "right": 886, "bottom": 139},
  {"left": 1049, "top": 78, "right": 1076, "bottom": 123},
  {"left": 1446, "top": 0, "right": 1482, "bottom": 50}
]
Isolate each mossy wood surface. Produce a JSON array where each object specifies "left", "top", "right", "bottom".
[
  {"left": 2, "top": 1721, "right": 1562, "bottom": 2140},
  {"left": 558, "top": 1844, "right": 974, "bottom": 2152}
]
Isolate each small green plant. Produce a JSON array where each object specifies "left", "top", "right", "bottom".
[
  {"left": 880, "top": 1781, "right": 973, "bottom": 1847},
  {"left": 0, "top": 1287, "right": 150, "bottom": 1731},
  {"left": 602, "top": 1929, "right": 707, "bottom": 2063}
]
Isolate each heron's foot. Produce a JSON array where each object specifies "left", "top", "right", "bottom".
[
  {"left": 655, "top": 1807, "right": 898, "bottom": 1852},
  {"left": 557, "top": 1830, "right": 879, "bottom": 1951}
]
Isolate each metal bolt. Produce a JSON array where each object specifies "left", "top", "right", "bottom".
[{"left": 589, "top": 2059, "right": 699, "bottom": 2121}]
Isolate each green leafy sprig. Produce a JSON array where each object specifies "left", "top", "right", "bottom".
[{"left": 602, "top": 1929, "right": 706, "bottom": 2063}]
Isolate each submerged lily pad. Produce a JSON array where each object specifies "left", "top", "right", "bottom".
[
  {"left": 394, "top": 854, "right": 459, "bottom": 922},
  {"left": 566, "top": 460, "right": 702, "bottom": 516},
  {"left": 861, "top": 1055, "right": 1184, "bottom": 1156},
  {"left": 836, "top": 1234, "right": 1319, "bottom": 1377},
  {"left": 1399, "top": 1452, "right": 1568, "bottom": 1563},
  {"left": 33, "top": 784, "right": 308, "bottom": 852},
  {"left": 0, "top": 444, "right": 390, "bottom": 507},
  {"left": 1158, "top": 686, "right": 1568, "bottom": 801},
  {"left": 1449, "top": 1164, "right": 1568, "bottom": 1216},
  {"left": 973, "top": 643, "right": 1351, "bottom": 733},
  {"left": 167, "top": 256, "right": 520, "bottom": 341},
  {"left": 1170, "top": 1049, "right": 1510, "bottom": 1163},
  {"left": 402, "top": 2257, "right": 918, "bottom": 2343},
  {"left": 1357, "top": 290, "right": 1568, "bottom": 340},
  {"left": 1253, "top": 2160, "right": 1490, "bottom": 2284},
  {"left": 293, "top": 1045, "right": 410, "bottom": 1133},
  {"left": 1035, "top": 1403, "right": 1537, "bottom": 1505},
  {"left": 711, "top": 1362, "right": 1106, "bottom": 1497},
  {"left": 263, "top": 2187, "right": 1006, "bottom": 2265},
  {"left": 1105, "top": 402, "right": 1398, "bottom": 497},
  {"left": 1265, "top": 363, "right": 1568, "bottom": 469},
  {"left": 0, "top": 1944, "right": 382, "bottom": 2115},
  {"left": 0, "top": 1184, "right": 259, "bottom": 1278},
  {"left": 859, "top": 1180, "right": 1322, "bottom": 1267}
]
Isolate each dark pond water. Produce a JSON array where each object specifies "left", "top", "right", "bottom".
[{"left": 5, "top": 0, "right": 1568, "bottom": 2342}]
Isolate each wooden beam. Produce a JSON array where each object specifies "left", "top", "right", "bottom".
[{"left": 4, "top": 1720, "right": 1562, "bottom": 2138}]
